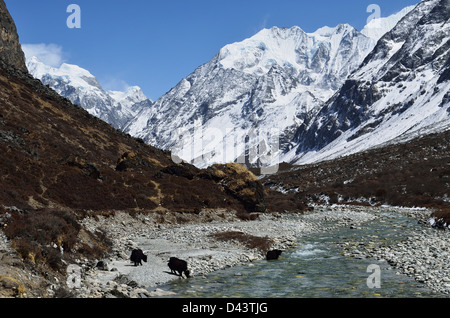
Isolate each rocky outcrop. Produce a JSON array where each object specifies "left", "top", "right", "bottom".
[
  {"left": 200, "top": 163, "right": 266, "bottom": 212},
  {"left": 0, "top": 0, "right": 27, "bottom": 73}
]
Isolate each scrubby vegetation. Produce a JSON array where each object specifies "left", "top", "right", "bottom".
[
  {"left": 199, "top": 163, "right": 266, "bottom": 212},
  {"left": 209, "top": 231, "right": 274, "bottom": 253},
  {"left": 264, "top": 129, "right": 450, "bottom": 211},
  {"left": 0, "top": 69, "right": 266, "bottom": 215},
  {"left": 1, "top": 207, "right": 111, "bottom": 273}
]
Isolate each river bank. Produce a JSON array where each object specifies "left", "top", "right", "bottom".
[
  {"left": 339, "top": 206, "right": 450, "bottom": 295},
  {"left": 70, "top": 205, "right": 450, "bottom": 298},
  {"left": 74, "top": 205, "right": 378, "bottom": 298}
]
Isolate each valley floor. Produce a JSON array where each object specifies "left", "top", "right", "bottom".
[{"left": 71, "top": 205, "right": 449, "bottom": 298}]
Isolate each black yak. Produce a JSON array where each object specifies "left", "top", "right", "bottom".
[
  {"left": 266, "top": 250, "right": 283, "bottom": 260},
  {"left": 130, "top": 249, "right": 147, "bottom": 266},
  {"left": 168, "top": 257, "right": 190, "bottom": 278}
]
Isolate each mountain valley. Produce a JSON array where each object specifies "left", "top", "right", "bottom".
[{"left": 0, "top": 0, "right": 449, "bottom": 299}]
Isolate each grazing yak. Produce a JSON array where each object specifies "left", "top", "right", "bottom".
[
  {"left": 168, "top": 257, "right": 190, "bottom": 278},
  {"left": 266, "top": 250, "right": 283, "bottom": 261},
  {"left": 130, "top": 249, "right": 148, "bottom": 266}
]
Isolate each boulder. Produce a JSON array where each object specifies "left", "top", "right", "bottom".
[{"left": 199, "top": 163, "right": 266, "bottom": 212}]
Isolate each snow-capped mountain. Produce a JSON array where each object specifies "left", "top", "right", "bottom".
[
  {"left": 361, "top": 5, "right": 415, "bottom": 41},
  {"left": 26, "top": 56, "right": 153, "bottom": 130},
  {"left": 124, "top": 5, "right": 414, "bottom": 169},
  {"left": 287, "top": 0, "right": 450, "bottom": 165}
]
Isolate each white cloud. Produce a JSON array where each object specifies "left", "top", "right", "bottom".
[
  {"left": 21, "top": 43, "right": 66, "bottom": 67},
  {"left": 101, "top": 77, "right": 131, "bottom": 92}
]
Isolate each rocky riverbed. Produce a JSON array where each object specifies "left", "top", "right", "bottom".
[
  {"left": 70, "top": 206, "right": 377, "bottom": 298},
  {"left": 339, "top": 207, "right": 450, "bottom": 295},
  {"left": 61, "top": 205, "right": 450, "bottom": 298}
]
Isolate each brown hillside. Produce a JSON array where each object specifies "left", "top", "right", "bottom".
[
  {"left": 0, "top": 0, "right": 266, "bottom": 215},
  {"left": 264, "top": 129, "right": 450, "bottom": 211},
  {"left": 0, "top": 68, "right": 268, "bottom": 214}
]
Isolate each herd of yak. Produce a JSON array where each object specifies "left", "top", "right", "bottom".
[{"left": 128, "top": 248, "right": 284, "bottom": 279}]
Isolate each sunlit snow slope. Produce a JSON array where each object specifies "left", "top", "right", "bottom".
[
  {"left": 125, "top": 9, "right": 410, "bottom": 168},
  {"left": 288, "top": 0, "right": 450, "bottom": 165}
]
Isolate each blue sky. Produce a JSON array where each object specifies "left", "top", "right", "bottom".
[{"left": 6, "top": 0, "right": 419, "bottom": 100}]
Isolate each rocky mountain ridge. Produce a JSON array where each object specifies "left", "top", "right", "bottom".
[
  {"left": 0, "top": 0, "right": 26, "bottom": 72},
  {"left": 123, "top": 4, "right": 418, "bottom": 169},
  {"left": 26, "top": 56, "right": 154, "bottom": 130},
  {"left": 288, "top": 0, "right": 450, "bottom": 165}
]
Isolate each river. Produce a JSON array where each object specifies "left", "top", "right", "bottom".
[{"left": 158, "top": 210, "right": 443, "bottom": 298}]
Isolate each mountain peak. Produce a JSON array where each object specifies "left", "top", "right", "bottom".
[
  {"left": 217, "top": 21, "right": 368, "bottom": 78},
  {"left": 311, "top": 23, "right": 355, "bottom": 37},
  {"left": 26, "top": 56, "right": 153, "bottom": 130},
  {"left": 263, "top": 25, "right": 305, "bottom": 37},
  {"left": 290, "top": 0, "right": 450, "bottom": 165},
  {"left": 108, "top": 85, "right": 152, "bottom": 105},
  {"left": 361, "top": 4, "right": 416, "bottom": 41},
  {"left": 58, "top": 62, "right": 96, "bottom": 78}
]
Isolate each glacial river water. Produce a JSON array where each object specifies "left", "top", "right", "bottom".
[{"left": 160, "top": 211, "right": 442, "bottom": 298}]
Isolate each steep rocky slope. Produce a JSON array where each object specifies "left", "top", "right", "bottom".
[
  {"left": 289, "top": 0, "right": 450, "bottom": 164},
  {"left": 0, "top": 0, "right": 26, "bottom": 73}
]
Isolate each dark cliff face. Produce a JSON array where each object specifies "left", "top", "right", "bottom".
[{"left": 0, "top": 0, "right": 27, "bottom": 73}]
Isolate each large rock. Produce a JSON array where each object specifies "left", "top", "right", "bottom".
[{"left": 199, "top": 163, "right": 266, "bottom": 212}]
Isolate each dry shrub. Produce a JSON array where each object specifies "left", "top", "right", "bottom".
[
  {"left": 199, "top": 163, "right": 266, "bottom": 212},
  {"left": 3, "top": 209, "right": 85, "bottom": 271},
  {"left": 209, "top": 231, "right": 273, "bottom": 252},
  {"left": 236, "top": 211, "right": 259, "bottom": 221},
  {"left": 4, "top": 209, "right": 79, "bottom": 250},
  {"left": 12, "top": 239, "right": 42, "bottom": 264},
  {"left": 0, "top": 275, "right": 27, "bottom": 298},
  {"left": 431, "top": 207, "right": 450, "bottom": 225},
  {"left": 264, "top": 189, "right": 308, "bottom": 213}
]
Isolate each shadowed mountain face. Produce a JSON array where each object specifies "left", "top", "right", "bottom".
[
  {"left": 0, "top": 1, "right": 266, "bottom": 214},
  {"left": 289, "top": 0, "right": 450, "bottom": 164}
]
